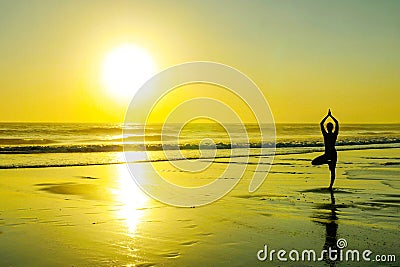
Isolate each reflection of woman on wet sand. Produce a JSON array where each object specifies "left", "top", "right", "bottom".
[
  {"left": 323, "top": 191, "right": 338, "bottom": 266},
  {"left": 310, "top": 190, "right": 340, "bottom": 266},
  {"left": 312, "top": 109, "right": 339, "bottom": 189}
]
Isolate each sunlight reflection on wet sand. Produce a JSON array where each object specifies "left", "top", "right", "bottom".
[{"left": 112, "top": 165, "right": 149, "bottom": 235}]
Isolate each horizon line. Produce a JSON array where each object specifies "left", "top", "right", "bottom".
[{"left": 0, "top": 121, "right": 399, "bottom": 124}]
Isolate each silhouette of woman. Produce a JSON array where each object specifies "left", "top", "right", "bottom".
[{"left": 312, "top": 109, "right": 339, "bottom": 189}]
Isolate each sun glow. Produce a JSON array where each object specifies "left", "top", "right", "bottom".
[{"left": 102, "top": 44, "right": 156, "bottom": 99}]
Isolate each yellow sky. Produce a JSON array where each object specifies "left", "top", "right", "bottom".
[{"left": 0, "top": 1, "right": 399, "bottom": 123}]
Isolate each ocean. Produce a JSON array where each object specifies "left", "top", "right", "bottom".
[
  {"left": 0, "top": 123, "right": 399, "bottom": 169},
  {"left": 0, "top": 122, "right": 399, "bottom": 266}
]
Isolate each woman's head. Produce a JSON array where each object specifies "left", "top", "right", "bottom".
[{"left": 327, "top": 122, "right": 334, "bottom": 133}]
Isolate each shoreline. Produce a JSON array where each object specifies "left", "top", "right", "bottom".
[{"left": 0, "top": 145, "right": 399, "bottom": 170}]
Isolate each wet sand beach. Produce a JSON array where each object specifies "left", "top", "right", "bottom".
[{"left": 0, "top": 148, "right": 398, "bottom": 266}]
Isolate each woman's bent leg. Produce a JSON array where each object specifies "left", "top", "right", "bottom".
[{"left": 312, "top": 154, "right": 327, "bottom": 165}]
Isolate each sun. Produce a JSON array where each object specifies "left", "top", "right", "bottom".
[{"left": 102, "top": 43, "right": 156, "bottom": 99}]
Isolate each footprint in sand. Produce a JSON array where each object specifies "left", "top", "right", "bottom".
[
  {"left": 135, "top": 263, "right": 156, "bottom": 267},
  {"left": 183, "top": 224, "right": 197, "bottom": 229},
  {"left": 159, "top": 251, "right": 181, "bottom": 259},
  {"left": 179, "top": 240, "right": 199, "bottom": 246}
]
